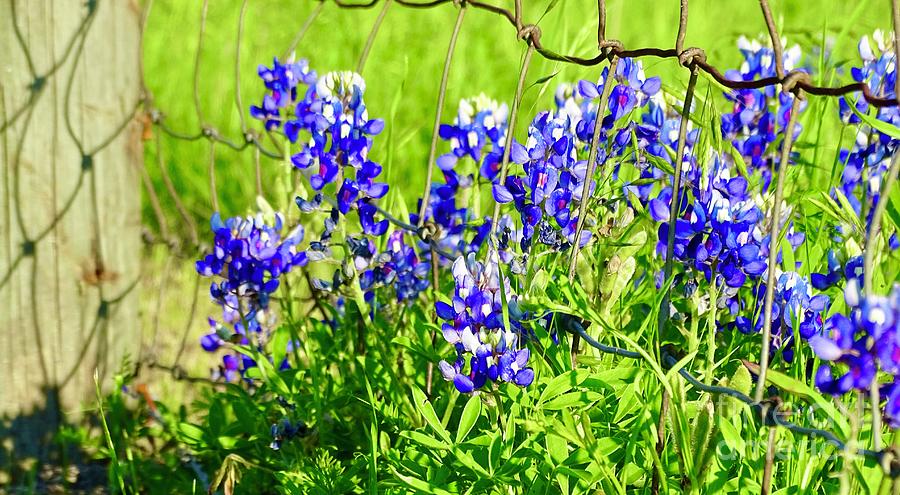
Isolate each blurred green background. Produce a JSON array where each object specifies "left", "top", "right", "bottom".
[{"left": 141, "top": 0, "right": 892, "bottom": 231}]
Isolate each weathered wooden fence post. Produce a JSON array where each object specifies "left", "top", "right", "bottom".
[{"left": 0, "top": 0, "right": 142, "bottom": 459}]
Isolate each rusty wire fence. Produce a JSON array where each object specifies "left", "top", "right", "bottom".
[{"left": 4, "top": 0, "right": 900, "bottom": 482}]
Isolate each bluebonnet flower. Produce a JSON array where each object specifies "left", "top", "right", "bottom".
[
  {"left": 195, "top": 212, "right": 305, "bottom": 381},
  {"left": 810, "top": 250, "right": 846, "bottom": 290},
  {"left": 576, "top": 58, "right": 661, "bottom": 123},
  {"left": 839, "top": 31, "right": 898, "bottom": 124},
  {"left": 199, "top": 306, "right": 271, "bottom": 383},
  {"left": 810, "top": 283, "right": 900, "bottom": 426},
  {"left": 735, "top": 271, "right": 829, "bottom": 362},
  {"left": 437, "top": 94, "right": 509, "bottom": 180},
  {"left": 492, "top": 110, "right": 593, "bottom": 251},
  {"left": 807, "top": 254, "right": 900, "bottom": 426},
  {"left": 720, "top": 37, "right": 807, "bottom": 190},
  {"left": 834, "top": 32, "right": 900, "bottom": 249},
  {"left": 357, "top": 231, "right": 430, "bottom": 304},
  {"left": 564, "top": 59, "right": 663, "bottom": 167},
  {"left": 270, "top": 418, "right": 309, "bottom": 450},
  {"left": 250, "top": 57, "right": 317, "bottom": 130},
  {"left": 196, "top": 212, "right": 308, "bottom": 310},
  {"left": 436, "top": 255, "right": 533, "bottom": 393},
  {"left": 570, "top": 60, "right": 695, "bottom": 210},
  {"left": 616, "top": 99, "right": 700, "bottom": 204},
  {"left": 252, "top": 62, "right": 390, "bottom": 236},
  {"left": 411, "top": 169, "right": 474, "bottom": 257},
  {"left": 650, "top": 159, "right": 768, "bottom": 290},
  {"left": 199, "top": 295, "right": 261, "bottom": 353}
]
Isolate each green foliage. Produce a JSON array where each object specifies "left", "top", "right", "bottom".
[{"left": 73, "top": 0, "right": 900, "bottom": 493}]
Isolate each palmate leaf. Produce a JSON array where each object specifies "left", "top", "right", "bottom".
[
  {"left": 389, "top": 466, "right": 455, "bottom": 495},
  {"left": 537, "top": 368, "right": 592, "bottom": 407}
]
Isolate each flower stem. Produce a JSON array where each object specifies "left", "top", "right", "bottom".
[{"left": 754, "top": 93, "right": 802, "bottom": 403}]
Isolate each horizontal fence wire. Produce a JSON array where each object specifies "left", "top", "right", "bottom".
[{"left": 5, "top": 0, "right": 900, "bottom": 482}]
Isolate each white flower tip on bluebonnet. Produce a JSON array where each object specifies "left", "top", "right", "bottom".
[
  {"left": 779, "top": 271, "right": 802, "bottom": 292},
  {"left": 737, "top": 35, "right": 761, "bottom": 53},
  {"left": 457, "top": 93, "right": 508, "bottom": 128},
  {"left": 869, "top": 174, "right": 884, "bottom": 196},
  {"left": 438, "top": 360, "right": 456, "bottom": 381},
  {"left": 872, "top": 29, "right": 896, "bottom": 56},
  {"left": 555, "top": 82, "right": 576, "bottom": 103},
  {"left": 845, "top": 277, "right": 862, "bottom": 308},
  {"left": 859, "top": 35, "right": 875, "bottom": 62},
  {"left": 316, "top": 71, "right": 366, "bottom": 99},
  {"left": 452, "top": 255, "right": 475, "bottom": 297},
  {"left": 461, "top": 327, "right": 481, "bottom": 353},
  {"left": 784, "top": 45, "right": 802, "bottom": 72}
]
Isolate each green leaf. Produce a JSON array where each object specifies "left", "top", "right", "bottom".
[
  {"left": 717, "top": 414, "right": 745, "bottom": 455},
  {"left": 537, "top": 369, "right": 592, "bottom": 406},
  {"left": 546, "top": 433, "right": 569, "bottom": 465},
  {"left": 600, "top": 255, "right": 636, "bottom": 316},
  {"left": 177, "top": 423, "right": 206, "bottom": 447},
  {"left": 847, "top": 96, "right": 900, "bottom": 139},
  {"left": 401, "top": 431, "right": 450, "bottom": 451},
  {"left": 456, "top": 395, "right": 482, "bottom": 444},
  {"left": 742, "top": 360, "right": 850, "bottom": 436},
  {"left": 488, "top": 432, "right": 502, "bottom": 475},
  {"left": 411, "top": 386, "right": 451, "bottom": 443},
  {"left": 529, "top": 70, "right": 561, "bottom": 90},
  {"left": 391, "top": 336, "right": 436, "bottom": 360},
  {"left": 389, "top": 467, "right": 454, "bottom": 495},
  {"left": 542, "top": 391, "right": 603, "bottom": 410},
  {"left": 886, "top": 185, "right": 900, "bottom": 232},
  {"left": 216, "top": 435, "right": 241, "bottom": 450},
  {"left": 780, "top": 236, "right": 795, "bottom": 272}
]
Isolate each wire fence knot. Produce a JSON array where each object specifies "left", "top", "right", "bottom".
[
  {"left": 759, "top": 395, "right": 784, "bottom": 427},
  {"left": 880, "top": 445, "right": 900, "bottom": 476},
  {"left": 201, "top": 126, "right": 218, "bottom": 139},
  {"left": 517, "top": 24, "right": 541, "bottom": 45},
  {"left": 677, "top": 47, "right": 707, "bottom": 67},
  {"left": 598, "top": 39, "right": 624, "bottom": 57},
  {"left": 781, "top": 70, "right": 811, "bottom": 97},
  {"left": 417, "top": 221, "right": 440, "bottom": 243}
]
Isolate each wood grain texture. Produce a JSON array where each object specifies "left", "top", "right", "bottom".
[{"left": 0, "top": 0, "right": 141, "bottom": 454}]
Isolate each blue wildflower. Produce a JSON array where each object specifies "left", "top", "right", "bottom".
[{"left": 436, "top": 255, "right": 533, "bottom": 393}]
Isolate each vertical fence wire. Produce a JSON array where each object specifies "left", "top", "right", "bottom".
[
  {"left": 567, "top": 55, "right": 619, "bottom": 367},
  {"left": 487, "top": 44, "right": 535, "bottom": 252},
  {"left": 420, "top": 2, "right": 467, "bottom": 396},
  {"left": 357, "top": 0, "right": 393, "bottom": 74}
]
